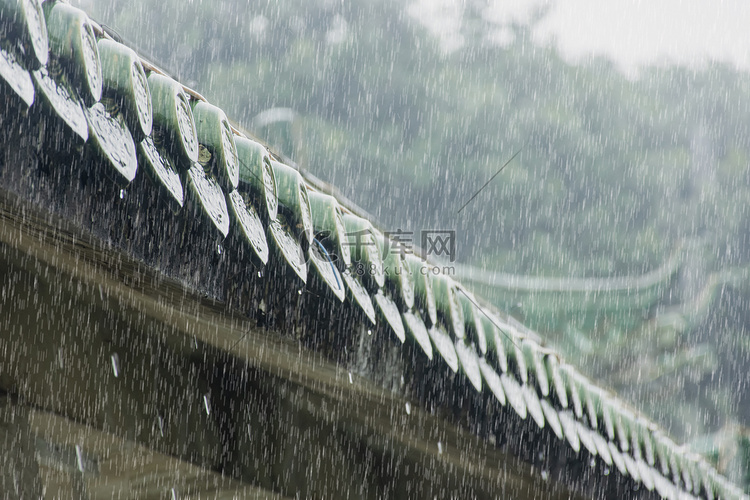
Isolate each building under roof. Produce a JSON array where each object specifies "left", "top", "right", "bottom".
[{"left": 0, "top": 0, "right": 745, "bottom": 498}]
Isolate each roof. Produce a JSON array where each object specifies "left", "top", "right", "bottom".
[{"left": 0, "top": 1, "right": 745, "bottom": 498}]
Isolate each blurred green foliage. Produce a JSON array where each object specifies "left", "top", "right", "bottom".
[{"left": 89, "top": 0, "right": 750, "bottom": 275}]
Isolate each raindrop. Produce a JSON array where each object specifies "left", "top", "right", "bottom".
[
  {"left": 216, "top": 243, "right": 223, "bottom": 255},
  {"left": 348, "top": 372, "right": 353, "bottom": 384},
  {"left": 119, "top": 189, "right": 126, "bottom": 199},
  {"left": 405, "top": 402, "right": 411, "bottom": 415},
  {"left": 157, "top": 415, "right": 165, "bottom": 437},
  {"left": 110, "top": 353, "right": 120, "bottom": 377},
  {"left": 437, "top": 441, "right": 443, "bottom": 454},
  {"left": 257, "top": 271, "right": 262, "bottom": 278},
  {"left": 367, "top": 329, "right": 372, "bottom": 335},
  {"left": 171, "top": 488, "right": 178, "bottom": 500},
  {"left": 297, "top": 289, "right": 303, "bottom": 295},
  {"left": 589, "top": 458, "right": 596, "bottom": 468},
  {"left": 75, "top": 444, "right": 84, "bottom": 472},
  {"left": 603, "top": 467, "right": 611, "bottom": 476},
  {"left": 57, "top": 348, "right": 64, "bottom": 369},
  {"left": 541, "top": 470, "right": 549, "bottom": 481},
  {"left": 203, "top": 394, "right": 211, "bottom": 415},
  {"left": 193, "top": 336, "right": 198, "bottom": 349}
]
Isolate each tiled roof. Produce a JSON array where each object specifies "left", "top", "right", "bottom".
[{"left": 0, "top": 1, "right": 745, "bottom": 498}]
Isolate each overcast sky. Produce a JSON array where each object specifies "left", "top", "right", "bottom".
[{"left": 410, "top": 0, "right": 750, "bottom": 75}]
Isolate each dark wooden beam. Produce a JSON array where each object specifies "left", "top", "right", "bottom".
[{"left": 0, "top": 186, "right": 585, "bottom": 498}]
